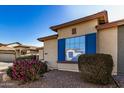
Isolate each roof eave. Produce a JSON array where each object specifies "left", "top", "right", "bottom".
[
  {"left": 50, "top": 10, "right": 108, "bottom": 32},
  {"left": 96, "top": 19, "right": 124, "bottom": 30},
  {"left": 37, "top": 34, "right": 58, "bottom": 42}
]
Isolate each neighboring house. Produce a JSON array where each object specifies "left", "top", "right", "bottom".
[
  {"left": 28, "top": 46, "right": 39, "bottom": 55},
  {"left": 37, "top": 10, "right": 124, "bottom": 75},
  {"left": 0, "top": 46, "right": 16, "bottom": 62},
  {"left": 0, "top": 43, "right": 6, "bottom": 47},
  {"left": 6, "top": 42, "right": 21, "bottom": 47},
  {"left": 0, "top": 42, "right": 19, "bottom": 62},
  {"left": 0, "top": 42, "right": 39, "bottom": 59},
  {"left": 14, "top": 45, "right": 39, "bottom": 57},
  {"left": 13, "top": 45, "right": 30, "bottom": 57},
  {"left": 37, "top": 47, "right": 44, "bottom": 61}
]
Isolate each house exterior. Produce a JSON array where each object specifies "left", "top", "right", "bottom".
[
  {"left": 0, "top": 42, "right": 39, "bottom": 62},
  {"left": 38, "top": 10, "right": 124, "bottom": 75},
  {"left": 6, "top": 42, "right": 21, "bottom": 47},
  {"left": 0, "top": 42, "right": 21, "bottom": 62},
  {"left": 13, "top": 45, "right": 39, "bottom": 57},
  {"left": 0, "top": 46, "right": 16, "bottom": 62},
  {"left": 37, "top": 47, "right": 44, "bottom": 61}
]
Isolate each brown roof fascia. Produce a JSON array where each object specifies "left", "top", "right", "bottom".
[
  {"left": 50, "top": 10, "right": 108, "bottom": 32},
  {"left": 14, "top": 45, "right": 30, "bottom": 48},
  {"left": 38, "top": 34, "right": 58, "bottom": 42},
  {"left": 0, "top": 50, "right": 15, "bottom": 54},
  {"left": 37, "top": 47, "right": 44, "bottom": 50},
  {"left": 96, "top": 19, "right": 124, "bottom": 30},
  {"left": 7, "top": 42, "right": 22, "bottom": 45}
]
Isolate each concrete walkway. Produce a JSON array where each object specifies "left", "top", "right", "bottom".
[{"left": 0, "top": 62, "right": 13, "bottom": 71}]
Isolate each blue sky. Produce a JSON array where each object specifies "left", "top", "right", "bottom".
[{"left": 0, "top": 5, "right": 124, "bottom": 46}]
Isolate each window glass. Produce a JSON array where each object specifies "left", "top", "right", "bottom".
[
  {"left": 75, "top": 37, "right": 79, "bottom": 44},
  {"left": 66, "top": 39, "right": 69, "bottom": 44},
  {"left": 65, "top": 36, "right": 85, "bottom": 61},
  {"left": 68, "top": 52, "right": 73, "bottom": 58}
]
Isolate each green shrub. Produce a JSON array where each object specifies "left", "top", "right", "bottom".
[
  {"left": 6, "top": 66, "right": 13, "bottom": 78},
  {"left": 78, "top": 54, "right": 113, "bottom": 85},
  {"left": 16, "top": 55, "right": 38, "bottom": 61},
  {"left": 38, "top": 61, "right": 48, "bottom": 76}
]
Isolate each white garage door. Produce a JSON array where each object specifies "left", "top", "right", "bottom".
[{"left": 0, "top": 53, "right": 15, "bottom": 62}]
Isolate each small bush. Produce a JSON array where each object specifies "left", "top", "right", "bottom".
[
  {"left": 16, "top": 55, "right": 38, "bottom": 61},
  {"left": 8, "top": 59, "right": 47, "bottom": 82},
  {"left": 78, "top": 54, "right": 113, "bottom": 85},
  {"left": 6, "top": 66, "right": 13, "bottom": 78},
  {"left": 38, "top": 61, "right": 48, "bottom": 75}
]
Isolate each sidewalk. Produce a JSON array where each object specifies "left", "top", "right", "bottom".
[{"left": 0, "top": 62, "right": 13, "bottom": 71}]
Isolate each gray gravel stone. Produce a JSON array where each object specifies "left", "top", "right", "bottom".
[{"left": 0, "top": 70, "right": 116, "bottom": 88}]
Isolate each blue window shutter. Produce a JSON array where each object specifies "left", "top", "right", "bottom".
[
  {"left": 85, "top": 33, "right": 96, "bottom": 54},
  {"left": 58, "top": 39, "right": 65, "bottom": 62}
]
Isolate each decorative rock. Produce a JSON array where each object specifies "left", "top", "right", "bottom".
[{"left": 2, "top": 74, "right": 11, "bottom": 81}]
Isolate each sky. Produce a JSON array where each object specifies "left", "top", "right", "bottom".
[{"left": 0, "top": 5, "right": 124, "bottom": 47}]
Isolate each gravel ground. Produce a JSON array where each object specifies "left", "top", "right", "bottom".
[{"left": 0, "top": 70, "right": 116, "bottom": 88}]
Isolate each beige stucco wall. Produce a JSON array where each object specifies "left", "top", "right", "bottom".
[
  {"left": 58, "top": 19, "right": 98, "bottom": 39},
  {"left": 39, "top": 49, "right": 44, "bottom": 60},
  {"left": 44, "top": 39, "right": 58, "bottom": 69},
  {"left": 27, "top": 50, "right": 38, "bottom": 55},
  {"left": 97, "top": 27, "right": 118, "bottom": 75},
  {"left": 58, "top": 63, "right": 79, "bottom": 72},
  {"left": 15, "top": 47, "right": 27, "bottom": 57},
  {"left": 57, "top": 19, "right": 98, "bottom": 72},
  {"left": 15, "top": 50, "right": 20, "bottom": 57}
]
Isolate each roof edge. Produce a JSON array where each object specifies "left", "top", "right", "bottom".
[
  {"left": 37, "top": 34, "right": 58, "bottom": 42},
  {"left": 96, "top": 19, "right": 124, "bottom": 30},
  {"left": 50, "top": 10, "right": 108, "bottom": 32},
  {"left": 7, "top": 42, "right": 22, "bottom": 45}
]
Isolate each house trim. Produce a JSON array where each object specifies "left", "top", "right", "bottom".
[
  {"left": 50, "top": 10, "right": 108, "bottom": 31},
  {"left": 38, "top": 34, "right": 58, "bottom": 42},
  {"left": 57, "top": 61, "right": 78, "bottom": 64},
  {"left": 96, "top": 19, "right": 124, "bottom": 30}
]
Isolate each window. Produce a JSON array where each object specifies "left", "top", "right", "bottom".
[
  {"left": 68, "top": 52, "right": 73, "bottom": 58},
  {"left": 72, "top": 28, "right": 76, "bottom": 34},
  {"left": 21, "top": 50, "right": 27, "bottom": 55},
  {"left": 65, "top": 36, "right": 85, "bottom": 61}
]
